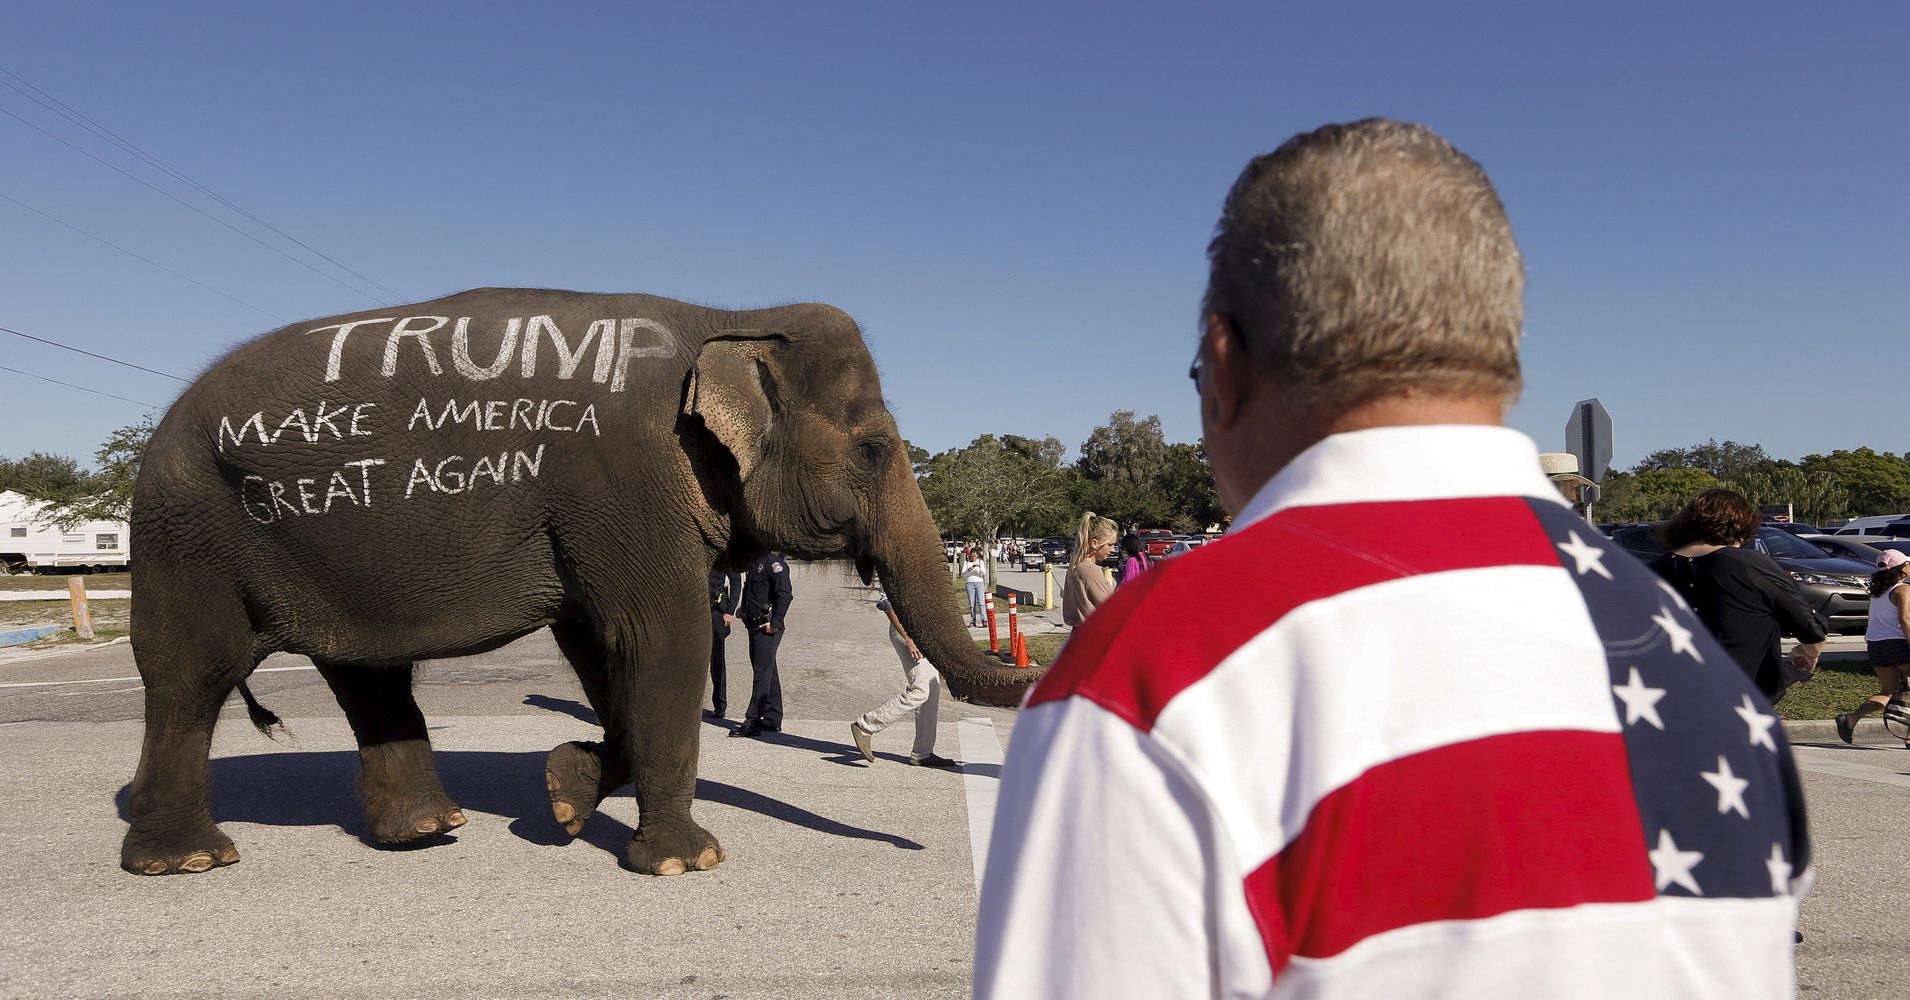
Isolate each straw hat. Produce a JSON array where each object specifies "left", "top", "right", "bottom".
[{"left": 1538, "top": 452, "right": 1596, "bottom": 489}]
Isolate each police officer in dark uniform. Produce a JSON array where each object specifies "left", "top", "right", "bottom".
[
  {"left": 707, "top": 566, "right": 742, "bottom": 719},
  {"left": 731, "top": 551, "right": 793, "bottom": 738}
]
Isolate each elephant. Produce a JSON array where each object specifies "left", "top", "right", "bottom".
[{"left": 121, "top": 288, "right": 1041, "bottom": 877}]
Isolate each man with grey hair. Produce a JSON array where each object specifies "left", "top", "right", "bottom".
[{"left": 975, "top": 119, "right": 1810, "bottom": 998}]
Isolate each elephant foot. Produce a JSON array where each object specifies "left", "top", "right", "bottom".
[
  {"left": 364, "top": 790, "right": 467, "bottom": 845},
  {"left": 546, "top": 740, "right": 628, "bottom": 837},
  {"left": 367, "top": 798, "right": 466, "bottom": 845},
  {"left": 121, "top": 821, "right": 241, "bottom": 876},
  {"left": 625, "top": 822, "right": 725, "bottom": 876}
]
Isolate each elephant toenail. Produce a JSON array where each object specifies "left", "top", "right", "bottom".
[
  {"left": 563, "top": 819, "right": 585, "bottom": 836},
  {"left": 545, "top": 773, "right": 559, "bottom": 792},
  {"left": 695, "top": 846, "right": 722, "bottom": 870},
  {"left": 413, "top": 819, "right": 441, "bottom": 835},
  {"left": 178, "top": 852, "right": 215, "bottom": 873},
  {"left": 217, "top": 845, "right": 241, "bottom": 864},
  {"left": 654, "top": 858, "right": 687, "bottom": 876},
  {"left": 552, "top": 802, "right": 575, "bottom": 824},
  {"left": 445, "top": 810, "right": 466, "bottom": 828},
  {"left": 141, "top": 861, "right": 167, "bottom": 876}
]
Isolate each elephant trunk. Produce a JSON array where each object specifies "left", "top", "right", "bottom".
[{"left": 870, "top": 473, "right": 1044, "bottom": 708}]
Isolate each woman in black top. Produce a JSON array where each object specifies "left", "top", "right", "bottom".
[{"left": 1651, "top": 489, "right": 1828, "bottom": 698}]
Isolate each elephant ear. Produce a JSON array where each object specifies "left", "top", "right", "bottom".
[{"left": 684, "top": 336, "right": 782, "bottom": 481}]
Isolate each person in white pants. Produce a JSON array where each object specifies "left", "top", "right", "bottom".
[{"left": 850, "top": 591, "right": 959, "bottom": 768}]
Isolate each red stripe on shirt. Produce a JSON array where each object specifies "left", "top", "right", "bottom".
[
  {"left": 1028, "top": 497, "right": 1563, "bottom": 729},
  {"left": 1244, "top": 729, "right": 1656, "bottom": 974}
]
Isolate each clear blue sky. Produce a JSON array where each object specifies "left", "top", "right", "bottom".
[{"left": 3, "top": 1, "right": 1905, "bottom": 475}]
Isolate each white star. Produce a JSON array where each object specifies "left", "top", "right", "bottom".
[
  {"left": 1648, "top": 829, "right": 1704, "bottom": 895},
  {"left": 1766, "top": 843, "right": 1793, "bottom": 896},
  {"left": 1652, "top": 606, "right": 1704, "bottom": 663},
  {"left": 1656, "top": 579, "right": 1690, "bottom": 611},
  {"left": 1612, "top": 667, "right": 1668, "bottom": 730},
  {"left": 1557, "top": 530, "right": 1614, "bottom": 581},
  {"left": 1700, "top": 755, "right": 1751, "bottom": 818},
  {"left": 1735, "top": 695, "right": 1779, "bottom": 752}
]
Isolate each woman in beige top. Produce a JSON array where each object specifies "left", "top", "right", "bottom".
[{"left": 1062, "top": 511, "right": 1119, "bottom": 627}]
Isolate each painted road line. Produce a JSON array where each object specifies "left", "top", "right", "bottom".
[
  {"left": 0, "top": 635, "right": 131, "bottom": 664},
  {"left": 0, "top": 664, "right": 317, "bottom": 689},
  {"left": 959, "top": 716, "right": 1004, "bottom": 892},
  {"left": 1793, "top": 747, "right": 1910, "bottom": 790}
]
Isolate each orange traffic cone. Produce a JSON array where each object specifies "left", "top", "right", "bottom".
[{"left": 1014, "top": 633, "right": 1031, "bottom": 668}]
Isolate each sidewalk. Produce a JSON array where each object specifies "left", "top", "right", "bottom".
[{"left": 0, "top": 590, "right": 130, "bottom": 601}]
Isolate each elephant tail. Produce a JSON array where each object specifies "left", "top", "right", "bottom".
[{"left": 235, "top": 681, "right": 287, "bottom": 739}]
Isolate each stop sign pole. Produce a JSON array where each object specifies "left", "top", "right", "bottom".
[{"left": 1564, "top": 398, "right": 1613, "bottom": 519}]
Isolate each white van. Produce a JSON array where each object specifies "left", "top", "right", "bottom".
[{"left": 1832, "top": 514, "right": 1910, "bottom": 536}]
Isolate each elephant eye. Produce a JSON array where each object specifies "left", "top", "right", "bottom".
[{"left": 855, "top": 439, "right": 887, "bottom": 470}]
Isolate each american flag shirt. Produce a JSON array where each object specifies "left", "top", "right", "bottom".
[{"left": 973, "top": 425, "right": 1810, "bottom": 1000}]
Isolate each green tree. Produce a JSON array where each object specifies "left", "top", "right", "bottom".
[
  {"left": 1595, "top": 469, "right": 1724, "bottom": 523},
  {"left": 64, "top": 416, "right": 156, "bottom": 523},
  {"left": 917, "top": 434, "right": 1069, "bottom": 548},
  {"left": 1075, "top": 411, "right": 1171, "bottom": 529},
  {"left": 0, "top": 451, "right": 90, "bottom": 501},
  {"left": 902, "top": 439, "right": 930, "bottom": 476},
  {"left": 1799, "top": 448, "right": 1910, "bottom": 516},
  {"left": 1156, "top": 441, "right": 1225, "bottom": 534},
  {"left": 1633, "top": 440, "right": 1772, "bottom": 482},
  {"left": 1722, "top": 464, "right": 1849, "bottom": 525}
]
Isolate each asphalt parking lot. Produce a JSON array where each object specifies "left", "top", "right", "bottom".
[
  {"left": 0, "top": 562, "right": 1017, "bottom": 1000},
  {"left": 3, "top": 560, "right": 1909, "bottom": 997}
]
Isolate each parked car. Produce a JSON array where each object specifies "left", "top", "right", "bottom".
[
  {"left": 1040, "top": 536, "right": 1073, "bottom": 565},
  {"left": 1609, "top": 523, "right": 1872, "bottom": 633},
  {"left": 1831, "top": 514, "right": 1910, "bottom": 536},
  {"left": 1763, "top": 521, "right": 1822, "bottom": 536},
  {"left": 1807, "top": 534, "right": 1910, "bottom": 565},
  {"left": 1135, "top": 528, "right": 1177, "bottom": 559},
  {"left": 1164, "top": 536, "right": 1210, "bottom": 558}
]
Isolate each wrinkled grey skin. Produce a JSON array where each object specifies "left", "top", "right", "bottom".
[{"left": 122, "top": 288, "right": 1040, "bottom": 877}]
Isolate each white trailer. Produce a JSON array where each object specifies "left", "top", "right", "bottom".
[{"left": 0, "top": 490, "right": 132, "bottom": 573}]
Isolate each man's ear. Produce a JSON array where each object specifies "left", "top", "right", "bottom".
[
  {"left": 684, "top": 336, "right": 783, "bottom": 481},
  {"left": 1203, "top": 312, "right": 1246, "bottom": 430}
]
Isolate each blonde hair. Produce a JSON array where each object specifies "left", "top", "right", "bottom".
[{"left": 1073, "top": 511, "right": 1119, "bottom": 567}]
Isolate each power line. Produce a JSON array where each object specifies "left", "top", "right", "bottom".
[
  {"left": 0, "top": 191, "right": 287, "bottom": 323},
  {"left": 0, "top": 104, "right": 397, "bottom": 306},
  {"left": 0, "top": 364, "right": 156, "bottom": 407},
  {"left": 0, "top": 66, "right": 408, "bottom": 303},
  {"left": 1, "top": 326, "right": 189, "bottom": 382}
]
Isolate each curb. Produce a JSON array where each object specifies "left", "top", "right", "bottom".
[{"left": 1783, "top": 717, "right": 1894, "bottom": 743}]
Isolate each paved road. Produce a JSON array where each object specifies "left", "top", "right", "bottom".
[
  {"left": 0, "top": 562, "right": 1018, "bottom": 1000},
  {"left": 4, "top": 560, "right": 1909, "bottom": 997}
]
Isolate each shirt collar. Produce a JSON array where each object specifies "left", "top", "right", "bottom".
[{"left": 1232, "top": 424, "right": 1569, "bottom": 531}]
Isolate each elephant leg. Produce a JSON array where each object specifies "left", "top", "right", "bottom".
[
  {"left": 544, "top": 620, "right": 631, "bottom": 837},
  {"left": 121, "top": 632, "right": 253, "bottom": 875},
  {"left": 314, "top": 661, "right": 465, "bottom": 844},
  {"left": 616, "top": 602, "right": 724, "bottom": 876}
]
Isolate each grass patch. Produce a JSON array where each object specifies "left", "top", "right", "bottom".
[
  {"left": 972, "top": 633, "right": 1067, "bottom": 668},
  {"left": 1776, "top": 654, "right": 1890, "bottom": 720},
  {"left": 0, "top": 597, "right": 130, "bottom": 631},
  {"left": 0, "top": 572, "right": 131, "bottom": 592},
  {"left": 22, "top": 626, "right": 131, "bottom": 648}
]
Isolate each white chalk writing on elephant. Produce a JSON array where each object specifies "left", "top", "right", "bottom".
[
  {"left": 305, "top": 314, "right": 676, "bottom": 390},
  {"left": 217, "top": 402, "right": 378, "bottom": 452},
  {"left": 404, "top": 446, "right": 545, "bottom": 497},
  {"left": 406, "top": 397, "right": 601, "bottom": 436},
  {"left": 240, "top": 458, "right": 387, "bottom": 524}
]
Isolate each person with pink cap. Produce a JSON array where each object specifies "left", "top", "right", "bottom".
[{"left": 1836, "top": 548, "right": 1910, "bottom": 744}]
